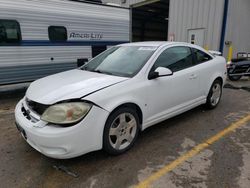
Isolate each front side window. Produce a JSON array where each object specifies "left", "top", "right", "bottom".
[
  {"left": 152, "top": 46, "right": 193, "bottom": 72},
  {"left": 82, "top": 46, "right": 157, "bottom": 77},
  {"left": 48, "top": 26, "right": 67, "bottom": 42},
  {"left": 193, "top": 48, "right": 212, "bottom": 64},
  {"left": 0, "top": 20, "right": 21, "bottom": 45}
]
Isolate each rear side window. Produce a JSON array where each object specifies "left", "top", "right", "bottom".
[
  {"left": 193, "top": 48, "right": 212, "bottom": 64},
  {"left": 152, "top": 46, "right": 193, "bottom": 72},
  {"left": 0, "top": 20, "right": 21, "bottom": 45},
  {"left": 48, "top": 26, "right": 67, "bottom": 42}
]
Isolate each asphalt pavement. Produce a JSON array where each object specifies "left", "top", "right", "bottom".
[{"left": 0, "top": 79, "right": 249, "bottom": 188}]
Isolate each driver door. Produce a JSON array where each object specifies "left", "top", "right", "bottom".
[{"left": 143, "top": 46, "right": 200, "bottom": 126}]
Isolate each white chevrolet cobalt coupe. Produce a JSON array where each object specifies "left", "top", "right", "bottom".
[{"left": 15, "top": 42, "right": 227, "bottom": 159}]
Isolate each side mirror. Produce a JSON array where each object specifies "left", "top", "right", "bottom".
[
  {"left": 148, "top": 67, "right": 173, "bottom": 80},
  {"left": 156, "top": 67, "right": 173, "bottom": 76}
]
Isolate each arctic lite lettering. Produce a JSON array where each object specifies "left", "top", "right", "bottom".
[{"left": 70, "top": 32, "right": 103, "bottom": 39}]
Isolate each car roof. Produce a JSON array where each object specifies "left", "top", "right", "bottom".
[
  {"left": 118, "top": 41, "right": 215, "bottom": 58},
  {"left": 119, "top": 41, "right": 192, "bottom": 47}
]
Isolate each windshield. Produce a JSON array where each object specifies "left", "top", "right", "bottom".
[{"left": 81, "top": 46, "right": 157, "bottom": 77}]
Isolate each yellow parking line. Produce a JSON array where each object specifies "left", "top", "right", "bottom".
[{"left": 135, "top": 114, "right": 250, "bottom": 188}]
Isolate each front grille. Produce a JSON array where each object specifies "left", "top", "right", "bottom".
[
  {"left": 26, "top": 98, "right": 49, "bottom": 115},
  {"left": 21, "top": 106, "right": 39, "bottom": 123},
  {"left": 21, "top": 106, "right": 32, "bottom": 121}
]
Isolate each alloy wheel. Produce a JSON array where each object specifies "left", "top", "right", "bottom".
[
  {"left": 109, "top": 113, "right": 137, "bottom": 150},
  {"left": 210, "top": 83, "right": 221, "bottom": 106}
]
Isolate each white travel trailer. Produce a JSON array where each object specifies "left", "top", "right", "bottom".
[{"left": 0, "top": 0, "right": 130, "bottom": 85}]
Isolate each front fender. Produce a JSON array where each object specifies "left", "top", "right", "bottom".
[{"left": 83, "top": 80, "right": 147, "bottom": 122}]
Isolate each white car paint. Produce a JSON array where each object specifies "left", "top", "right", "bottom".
[
  {"left": 26, "top": 69, "right": 128, "bottom": 104},
  {"left": 15, "top": 42, "right": 227, "bottom": 159}
]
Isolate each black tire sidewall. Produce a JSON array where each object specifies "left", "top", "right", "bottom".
[
  {"left": 206, "top": 80, "right": 222, "bottom": 109},
  {"left": 103, "top": 107, "right": 140, "bottom": 155}
]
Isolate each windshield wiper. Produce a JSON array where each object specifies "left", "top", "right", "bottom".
[
  {"left": 91, "top": 69, "right": 113, "bottom": 75},
  {"left": 80, "top": 66, "right": 88, "bottom": 70},
  {"left": 81, "top": 67, "right": 114, "bottom": 75}
]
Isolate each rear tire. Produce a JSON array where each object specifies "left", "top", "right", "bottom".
[
  {"left": 103, "top": 107, "right": 140, "bottom": 155},
  {"left": 228, "top": 75, "right": 242, "bottom": 81},
  {"left": 206, "top": 80, "right": 222, "bottom": 109}
]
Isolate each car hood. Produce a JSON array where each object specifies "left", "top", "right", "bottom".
[{"left": 26, "top": 69, "right": 128, "bottom": 104}]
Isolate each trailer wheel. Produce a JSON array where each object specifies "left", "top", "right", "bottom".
[{"left": 228, "top": 75, "right": 242, "bottom": 81}]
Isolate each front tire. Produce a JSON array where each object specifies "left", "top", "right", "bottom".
[
  {"left": 206, "top": 80, "right": 222, "bottom": 109},
  {"left": 103, "top": 107, "right": 139, "bottom": 155}
]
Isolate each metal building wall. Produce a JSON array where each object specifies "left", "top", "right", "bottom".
[
  {"left": 104, "top": 0, "right": 225, "bottom": 51},
  {"left": 223, "top": 0, "right": 250, "bottom": 58},
  {"left": 102, "top": 0, "right": 146, "bottom": 7},
  {"left": 168, "top": 0, "right": 225, "bottom": 51}
]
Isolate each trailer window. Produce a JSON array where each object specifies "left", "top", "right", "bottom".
[
  {"left": 0, "top": 20, "right": 21, "bottom": 45},
  {"left": 48, "top": 26, "right": 67, "bottom": 42}
]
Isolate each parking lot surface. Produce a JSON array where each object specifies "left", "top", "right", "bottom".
[{"left": 0, "top": 79, "right": 250, "bottom": 188}]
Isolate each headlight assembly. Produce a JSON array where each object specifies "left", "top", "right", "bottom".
[{"left": 41, "top": 102, "right": 92, "bottom": 125}]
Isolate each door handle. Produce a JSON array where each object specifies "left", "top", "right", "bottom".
[{"left": 189, "top": 74, "right": 198, "bottom": 80}]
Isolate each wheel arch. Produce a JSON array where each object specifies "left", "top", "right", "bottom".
[
  {"left": 214, "top": 76, "right": 223, "bottom": 85},
  {"left": 108, "top": 102, "right": 143, "bottom": 130},
  {"left": 205, "top": 76, "right": 223, "bottom": 109},
  {"left": 206, "top": 74, "right": 224, "bottom": 96}
]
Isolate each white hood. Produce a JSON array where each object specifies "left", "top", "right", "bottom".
[{"left": 26, "top": 69, "right": 128, "bottom": 104}]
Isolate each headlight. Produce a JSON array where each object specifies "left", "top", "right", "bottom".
[{"left": 41, "top": 102, "right": 92, "bottom": 125}]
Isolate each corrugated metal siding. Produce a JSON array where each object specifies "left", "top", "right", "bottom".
[
  {"left": 0, "top": 0, "right": 129, "bottom": 41},
  {"left": 168, "top": 0, "right": 225, "bottom": 51},
  {"left": 223, "top": 0, "right": 250, "bottom": 58},
  {"left": 102, "top": 0, "right": 146, "bottom": 7},
  {"left": 0, "top": 46, "right": 92, "bottom": 67},
  {"left": 106, "top": 0, "right": 250, "bottom": 59},
  {"left": 0, "top": 0, "right": 129, "bottom": 84},
  {"left": 0, "top": 63, "right": 77, "bottom": 85},
  {"left": 105, "top": 0, "right": 225, "bottom": 51}
]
